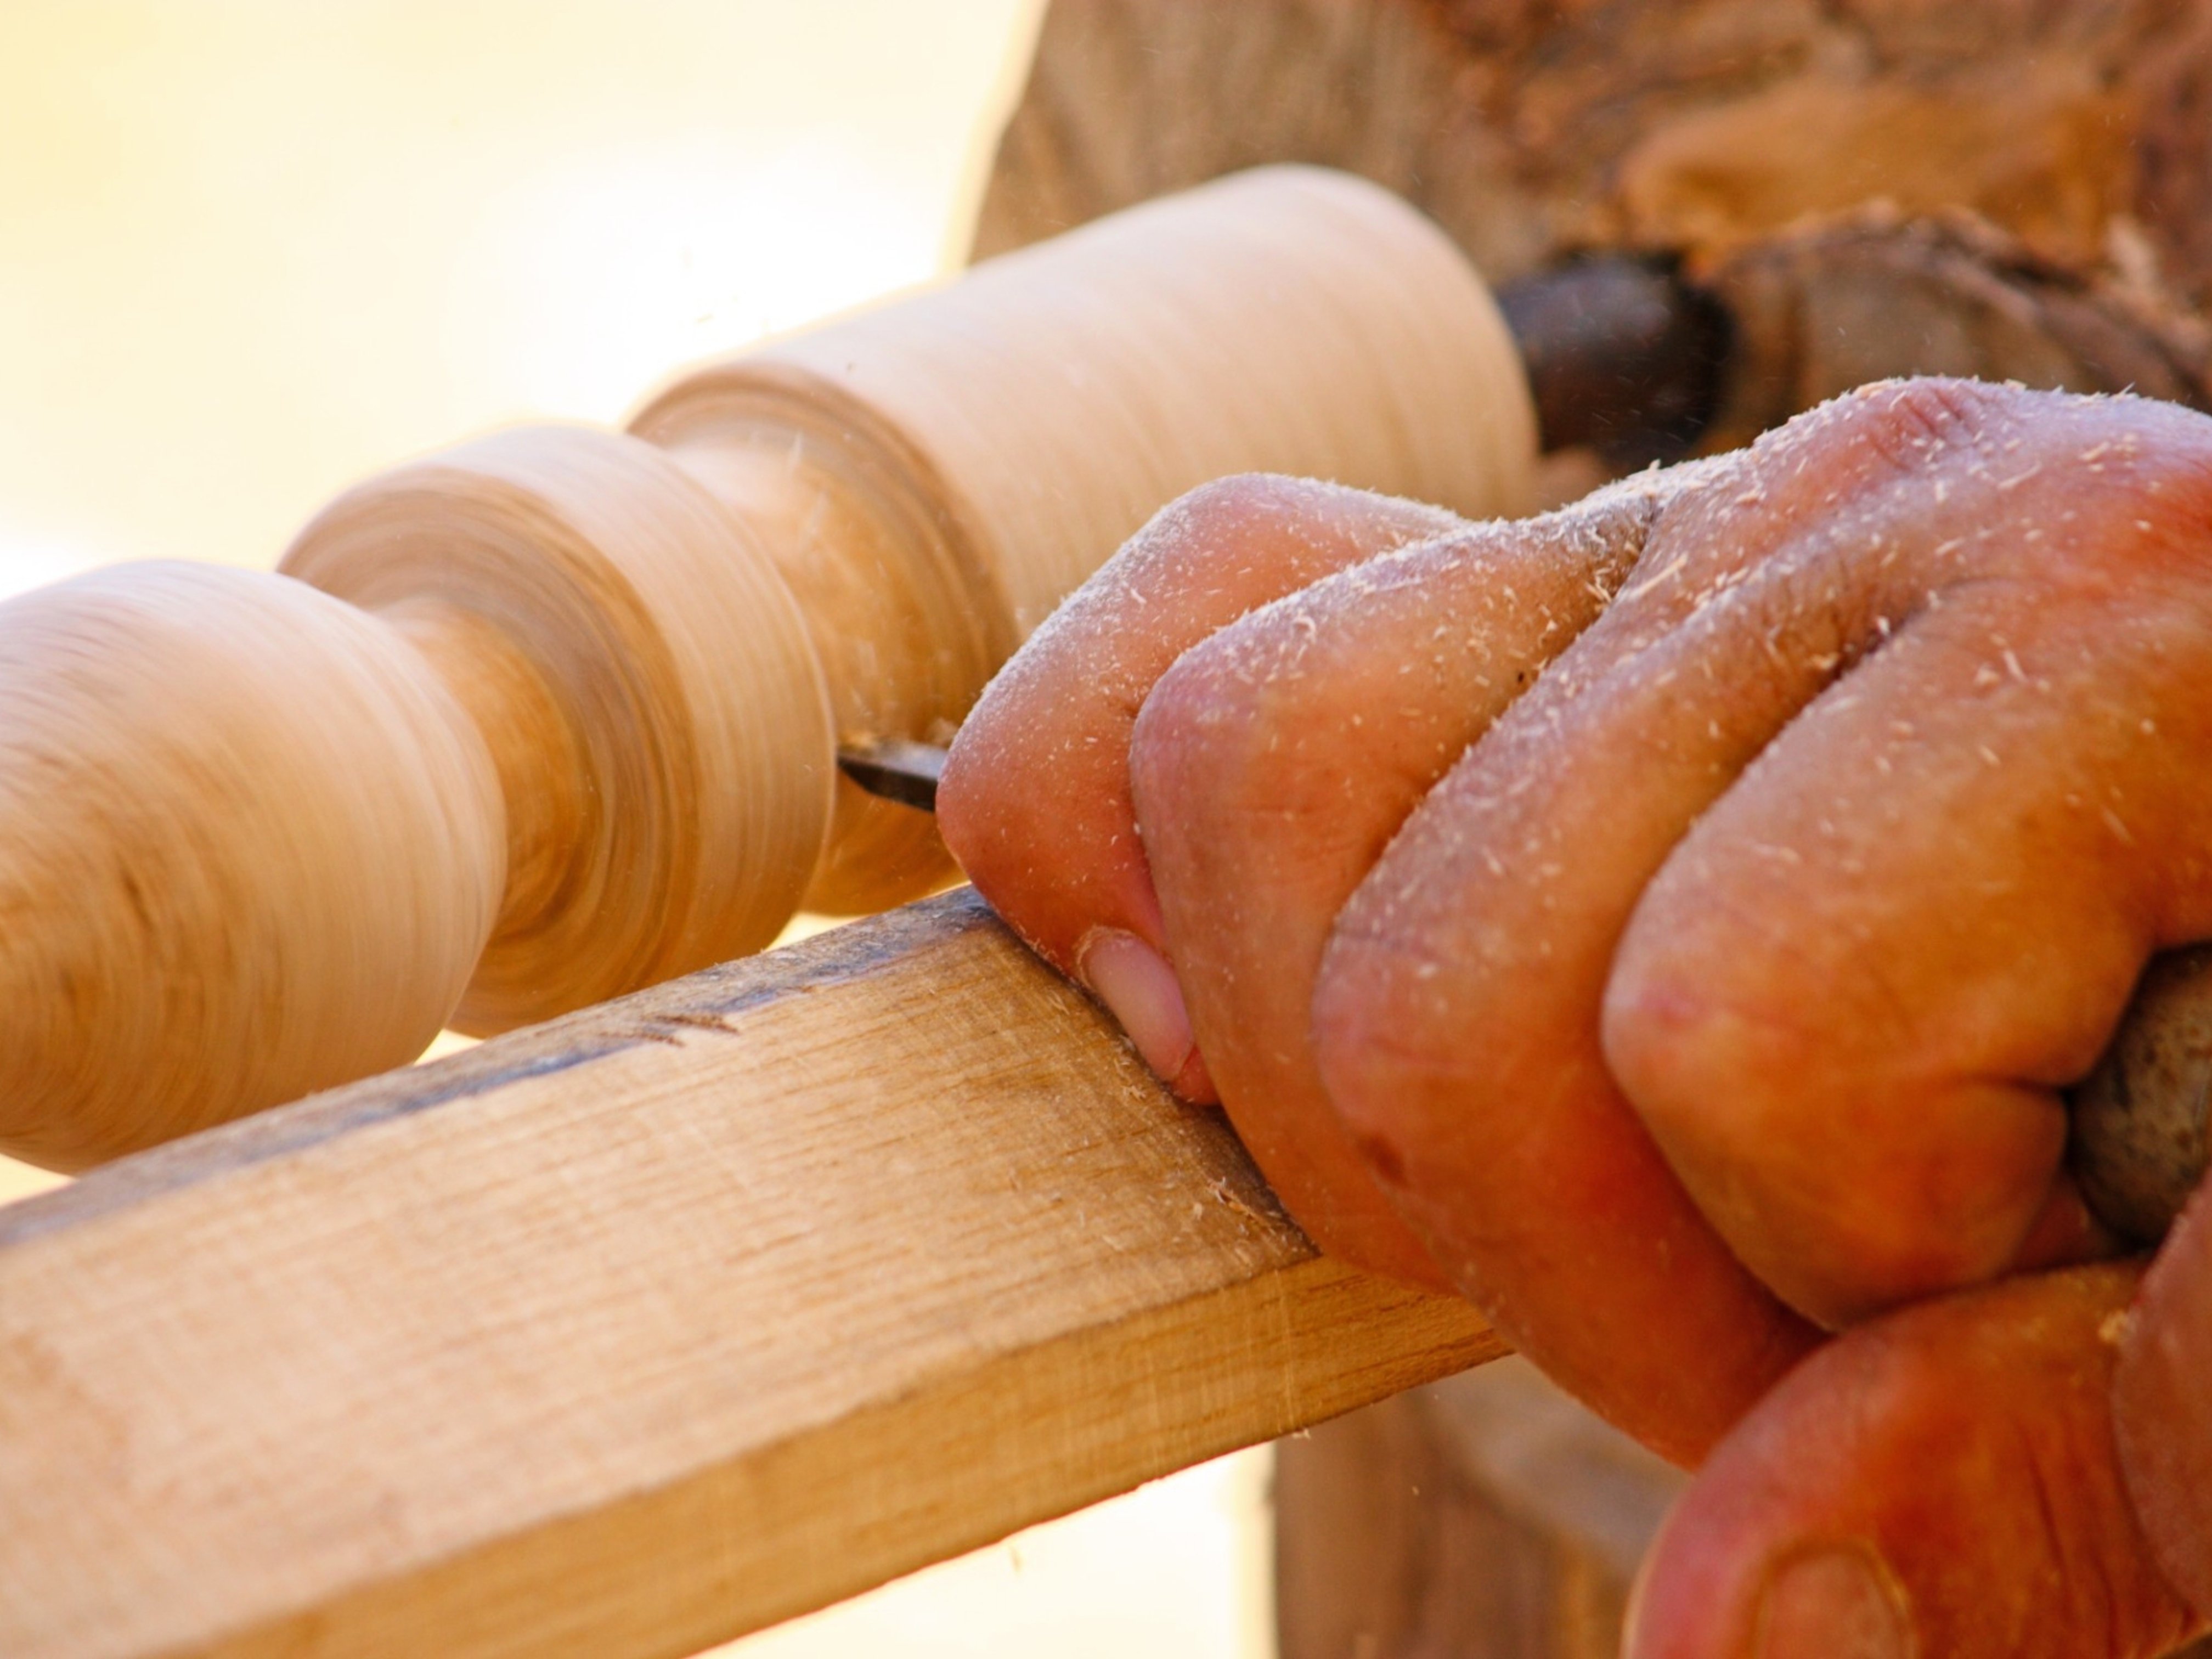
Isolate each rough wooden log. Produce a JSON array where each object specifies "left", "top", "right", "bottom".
[
  {"left": 0, "top": 890, "right": 1500, "bottom": 1659},
  {"left": 977, "top": 0, "right": 2212, "bottom": 440},
  {"left": 1697, "top": 207, "right": 2212, "bottom": 450},
  {"left": 978, "top": 0, "right": 2212, "bottom": 285}
]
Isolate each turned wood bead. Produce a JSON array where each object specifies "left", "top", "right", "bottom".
[
  {"left": 0, "top": 564, "right": 503, "bottom": 1168},
  {"left": 281, "top": 426, "right": 834, "bottom": 1035}
]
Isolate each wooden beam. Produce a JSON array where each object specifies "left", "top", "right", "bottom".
[{"left": 0, "top": 890, "right": 1500, "bottom": 1659}]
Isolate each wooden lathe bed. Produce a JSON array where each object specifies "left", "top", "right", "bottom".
[{"left": 14, "top": 3, "right": 2212, "bottom": 1656}]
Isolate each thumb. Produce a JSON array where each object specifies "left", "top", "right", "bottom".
[{"left": 1626, "top": 1262, "right": 2204, "bottom": 1659}]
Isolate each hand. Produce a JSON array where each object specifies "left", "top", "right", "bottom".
[{"left": 938, "top": 379, "right": 2212, "bottom": 1656}]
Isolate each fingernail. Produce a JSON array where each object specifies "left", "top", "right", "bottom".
[
  {"left": 1079, "top": 929, "right": 1198, "bottom": 1087},
  {"left": 1755, "top": 1547, "right": 1911, "bottom": 1659}
]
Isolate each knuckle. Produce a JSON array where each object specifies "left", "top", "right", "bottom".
[
  {"left": 932, "top": 730, "right": 1011, "bottom": 873},
  {"left": 1309, "top": 901, "right": 1486, "bottom": 1182},
  {"left": 1601, "top": 934, "right": 1779, "bottom": 1159},
  {"left": 1128, "top": 601, "right": 1348, "bottom": 836},
  {"left": 1126, "top": 632, "right": 1258, "bottom": 819},
  {"left": 1135, "top": 471, "right": 1333, "bottom": 556},
  {"left": 1307, "top": 933, "right": 1423, "bottom": 1173},
  {"left": 1862, "top": 374, "right": 2011, "bottom": 447},
  {"left": 1602, "top": 909, "right": 1925, "bottom": 1321},
  {"left": 1601, "top": 890, "right": 1804, "bottom": 1133},
  {"left": 938, "top": 660, "right": 1070, "bottom": 864},
  {"left": 1602, "top": 918, "right": 2026, "bottom": 1325},
  {"left": 1780, "top": 376, "right": 2006, "bottom": 479}
]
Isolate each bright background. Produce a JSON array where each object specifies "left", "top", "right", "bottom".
[{"left": 0, "top": 4, "right": 1277, "bottom": 1655}]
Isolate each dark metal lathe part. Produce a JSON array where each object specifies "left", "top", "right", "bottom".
[
  {"left": 837, "top": 740, "right": 946, "bottom": 812},
  {"left": 1498, "top": 256, "right": 1733, "bottom": 469}
]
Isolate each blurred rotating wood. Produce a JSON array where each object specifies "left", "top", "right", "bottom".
[
  {"left": 283, "top": 427, "right": 833, "bottom": 1034},
  {"left": 0, "top": 165, "right": 1536, "bottom": 1167},
  {"left": 0, "top": 565, "right": 503, "bottom": 1167}
]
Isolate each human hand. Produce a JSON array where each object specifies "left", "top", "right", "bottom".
[{"left": 938, "top": 379, "right": 2212, "bottom": 1655}]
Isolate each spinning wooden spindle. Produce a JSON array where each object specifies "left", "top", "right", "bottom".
[{"left": 0, "top": 165, "right": 1536, "bottom": 1170}]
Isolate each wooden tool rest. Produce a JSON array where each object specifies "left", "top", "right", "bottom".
[
  {"left": 0, "top": 164, "right": 1535, "bottom": 1171},
  {"left": 0, "top": 892, "right": 1501, "bottom": 1659}
]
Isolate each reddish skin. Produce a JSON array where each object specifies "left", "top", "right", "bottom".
[
  {"left": 941, "top": 473, "right": 1466, "bottom": 1287},
  {"left": 2117, "top": 1183, "right": 2212, "bottom": 1621},
  {"left": 1628, "top": 1265, "right": 2203, "bottom": 1659},
  {"left": 1128, "top": 488, "right": 1679, "bottom": 1293},
  {"left": 941, "top": 381, "right": 2212, "bottom": 1649},
  {"left": 1132, "top": 469, "right": 1822, "bottom": 1459},
  {"left": 1304, "top": 380, "right": 2212, "bottom": 1455}
]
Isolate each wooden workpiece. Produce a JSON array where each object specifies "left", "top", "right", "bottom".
[
  {"left": 24, "top": 7, "right": 2212, "bottom": 1652},
  {"left": 0, "top": 164, "right": 1533, "bottom": 1170},
  {"left": 0, "top": 891, "right": 1500, "bottom": 1659}
]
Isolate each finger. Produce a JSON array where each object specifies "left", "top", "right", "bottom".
[
  {"left": 1600, "top": 388, "right": 2212, "bottom": 1327},
  {"left": 2115, "top": 1179, "right": 2212, "bottom": 1620},
  {"left": 1311, "top": 385, "right": 2036, "bottom": 1453},
  {"left": 1310, "top": 380, "right": 2212, "bottom": 1458},
  {"left": 1626, "top": 1261, "right": 2205, "bottom": 1659},
  {"left": 938, "top": 474, "right": 1462, "bottom": 1098},
  {"left": 1128, "top": 489, "right": 1668, "bottom": 1284},
  {"left": 1602, "top": 567, "right": 2171, "bottom": 1325}
]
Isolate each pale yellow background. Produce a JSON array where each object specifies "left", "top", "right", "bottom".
[{"left": 0, "top": 4, "right": 1276, "bottom": 1655}]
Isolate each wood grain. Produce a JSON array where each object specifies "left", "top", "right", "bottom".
[
  {"left": 978, "top": 0, "right": 2212, "bottom": 437},
  {"left": 1276, "top": 1359, "right": 1686, "bottom": 1659},
  {"left": 0, "top": 889, "right": 1500, "bottom": 1659},
  {"left": 977, "top": 0, "right": 2212, "bottom": 289},
  {"left": 0, "top": 562, "right": 505, "bottom": 1171},
  {"left": 631, "top": 163, "right": 1536, "bottom": 914},
  {"left": 283, "top": 424, "right": 837, "bottom": 1035},
  {"left": 1, "top": 165, "right": 1536, "bottom": 1170}
]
